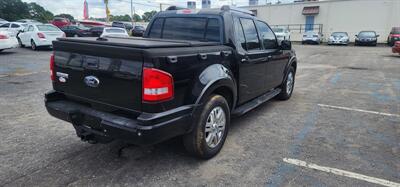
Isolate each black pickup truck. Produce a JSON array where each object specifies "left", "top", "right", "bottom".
[{"left": 45, "top": 6, "right": 297, "bottom": 159}]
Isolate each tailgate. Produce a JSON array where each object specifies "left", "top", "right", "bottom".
[{"left": 52, "top": 40, "right": 143, "bottom": 112}]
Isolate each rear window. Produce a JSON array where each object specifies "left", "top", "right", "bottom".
[
  {"left": 359, "top": 31, "right": 376, "bottom": 37},
  {"left": 37, "top": 25, "right": 60, "bottom": 31},
  {"left": 105, "top": 28, "right": 125, "bottom": 33},
  {"left": 331, "top": 32, "right": 348, "bottom": 37},
  {"left": 148, "top": 17, "right": 221, "bottom": 42}
]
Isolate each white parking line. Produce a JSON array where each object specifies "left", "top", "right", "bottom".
[
  {"left": 317, "top": 104, "right": 400, "bottom": 118},
  {"left": 283, "top": 158, "right": 400, "bottom": 187}
]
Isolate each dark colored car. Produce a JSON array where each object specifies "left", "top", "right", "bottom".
[
  {"left": 131, "top": 25, "right": 146, "bottom": 37},
  {"left": 51, "top": 17, "right": 71, "bottom": 28},
  {"left": 112, "top": 21, "right": 133, "bottom": 31},
  {"left": 45, "top": 6, "right": 297, "bottom": 159},
  {"left": 355, "top": 31, "right": 379, "bottom": 46},
  {"left": 88, "top": 26, "right": 104, "bottom": 37},
  {"left": 387, "top": 27, "right": 400, "bottom": 46},
  {"left": 60, "top": 25, "right": 92, "bottom": 37}
]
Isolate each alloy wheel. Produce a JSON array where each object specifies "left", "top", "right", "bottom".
[
  {"left": 286, "top": 72, "right": 294, "bottom": 95},
  {"left": 205, "top": 106, "right": 226, "bottom": 148}
]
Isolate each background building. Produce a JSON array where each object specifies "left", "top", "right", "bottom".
[
  {"left": 243, "top": 0, "right": 400, "bottom": 43},
  {"left": 202, "top": 0, "right": 211, "bottom": 8},
  {"left": 187, "top": 1, "right": 196, "bottom": 9}
]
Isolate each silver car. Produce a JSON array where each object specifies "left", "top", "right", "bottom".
[
  {"left": 328, "top": 32, "right": 349, "bottom": 45},
  {"left": 302, "top": 31, "right": 323, "bottom": 45}
]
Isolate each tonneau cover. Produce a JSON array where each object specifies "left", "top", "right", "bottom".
[{"left": 56, "top": 37, "right": 220, "bottom": 49}]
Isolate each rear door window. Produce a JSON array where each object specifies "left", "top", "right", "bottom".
[
  {"left": 240, "top": 18, "right": 260, "bottom": 51},
  {"left": 0, "top": 23, "right": 10, "bottom": 28},
  {"left": 11, "top": 24, "right": 20, "bottom": 28},
  {"left": 149, "top": 18, "right": 164, "bottom": 38},
  {"left": 234, "top": 17, "right": 246, "bottom": 50}
]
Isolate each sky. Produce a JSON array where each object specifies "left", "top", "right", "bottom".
[{"left": 21, "top": 0, "right": 294, "bottom": 20}]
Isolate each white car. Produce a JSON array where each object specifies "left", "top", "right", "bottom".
[
  {"left": 0, "top": 22, "right": 26, "bottom": 37},
  {"left": 0, "top": 31, "right": 19, "bottom": 52},
  {"left": 302, "top": 31, "right": 324, "bottom": 45},
  {"left": 0, "top": 18, "right": 8, "bottom": 25},
  {"left": 328, "top": 32, "right": 350, "bottom": 45},
  {"left": 272, "top": 28, "right": 291, "bottom": 41},
  {"left": 100, "top": 27, "right": 130, "bottom": 38},
  {"left": 18, "top": 24, "right": 65, "bottom": 50}
]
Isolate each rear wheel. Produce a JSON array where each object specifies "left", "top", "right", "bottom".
[
  {"left": 31, "top": 40, "right": 37, "bottom": 51},
  {"left": 183, "top": 94, "right": 230, "bottom": 159},
  {"left": 277, "top": 66, "right": 295, "bottom": 100}
]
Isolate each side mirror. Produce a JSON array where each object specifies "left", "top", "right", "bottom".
[
  {"left": 355, "top": 35, "right": 358, "bottom": 37},
  {"left": 280, "top": 40, "right": 292, "bottom": 50},
  {"left": 376, "top": 35, "right": 380, "bottom": 37}
]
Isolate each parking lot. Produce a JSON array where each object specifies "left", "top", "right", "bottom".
[{"left": 0, "top": 45, "right": 399, "bottom": 186}]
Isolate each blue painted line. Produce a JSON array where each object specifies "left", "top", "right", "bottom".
[
  {"left": 266, "top": 107, "right": 320, "bottom": 187},
  {"left": 329, "top": 72, "right": 341, "bottom": 85}
]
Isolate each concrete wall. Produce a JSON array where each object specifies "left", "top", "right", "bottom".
[{"left": 243, "top": 0, "right": 400, "bottom": 43}]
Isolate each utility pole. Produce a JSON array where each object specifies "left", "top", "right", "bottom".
[
  {"left": 131, "top": 0, "right": 133, "bottom": 24},
  {"left": 160, "top": 3, "right": 162, "bottom": 12}
]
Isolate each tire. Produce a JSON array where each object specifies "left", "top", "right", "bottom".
[
  {"left": 277, "top": 66, "right": 295, "bottom": 100},
  {"left": 183, "top": 94, "right": 230, "bottom": 159},
  {"left": 31, "top": 40, "right": 37, "bottom": 51}
]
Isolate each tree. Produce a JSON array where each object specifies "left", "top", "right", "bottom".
[
  {"left": 0, "top": 0, "right": 54, "bottom": 22},
  {"left": 110, "top": 14, "right": 131, "bottom": 22},
  {"left": 54, "top": 13, "right": 74, "bottom": 21},
  {"left": 27, "top": 2, "right": 54, "bottom": 23},
  {"left": 141, "top": 10, "right": 157, "bottom": 22},
  {"left": 133, "top": 13, "right": 142, "bottom": 22},
  {"left": 0, "top": 0, "right": 30, "bottom": 21}
]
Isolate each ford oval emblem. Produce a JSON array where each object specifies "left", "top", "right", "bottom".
[{"left": 84, "top": 76, "right": 100, "bottom": 88}]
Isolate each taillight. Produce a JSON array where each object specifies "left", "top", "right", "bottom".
[
  {"left": 142, "top": 68, "right": 174, "bottom": 102},
  {"left": 37, "top": 32, "right": 45, "bottom": 39},
  {"left": 0, "top": 34, "right": 8, "bottom": 39},
  {"left": 50, "top": 54, "right": 55, "bottom": 81}
]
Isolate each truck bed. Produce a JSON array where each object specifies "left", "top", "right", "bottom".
[{"left": 56, "top": 37, "right": 221, "bottom": 49}]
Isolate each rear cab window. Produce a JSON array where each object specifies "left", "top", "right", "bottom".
[
  {"left": 148, "top": 16, "right": 222, "bottom": 42},
  {"left": 239, "top": 18, "right": 261, "bottom": 51}
]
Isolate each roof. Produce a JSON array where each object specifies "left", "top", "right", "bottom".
[{"left": 302, "top": 6, "right": 320, "bottom": 15}]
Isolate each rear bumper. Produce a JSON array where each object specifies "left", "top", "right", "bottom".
[
  {"left": 393, "top": 47, "right": 400, "bottom": 54},
  {"left": 45, "top": 91, "right": 194, "bottom": 145},
  {"left": 355, "top": 40, "right": 377, "bottom": 45},
  {"left": 0, "top": 37, "right": 18, "bottom": 50},
  {"left": 328, "top": 40, "right": 348, "bottom": 45}
]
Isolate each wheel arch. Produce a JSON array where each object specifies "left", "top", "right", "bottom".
[{"left": 191, "top": 64, "right": 237, "bottom": 113}]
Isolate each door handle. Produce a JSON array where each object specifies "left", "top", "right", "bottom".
[{"left": 241, "top": 56, "right": 250, "bottom": 63}]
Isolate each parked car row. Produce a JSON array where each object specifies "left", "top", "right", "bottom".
[{"left": 301, "top": 30, "right": 381, "bottom": 46}]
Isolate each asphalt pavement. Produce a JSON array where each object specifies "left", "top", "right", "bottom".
[{"left": 0, "top": 45, "right": 399, "bottom": 186}]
